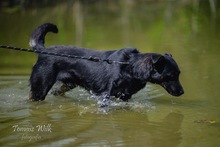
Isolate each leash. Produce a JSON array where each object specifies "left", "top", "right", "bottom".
[{"left": 0, "top": 45, "right": 130, "bottom": 65}]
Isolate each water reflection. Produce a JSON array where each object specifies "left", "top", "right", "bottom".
[
  {"left": 5, "top": 106, "right": 184, "bottom": 146},
  {"left": 32, "top": 111, "right": 183, "bottom": 146}
]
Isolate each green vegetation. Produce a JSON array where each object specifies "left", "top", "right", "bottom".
[{"left": 0, "top": 0, "right": 219, "bottom": 74}]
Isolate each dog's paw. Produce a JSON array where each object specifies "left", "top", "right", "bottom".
[
  {"left": 98, "top": 98, "right": 111, "bottom": 108},
  {"left": 51, "top": 90, "right": 65, "bottom": 96}
]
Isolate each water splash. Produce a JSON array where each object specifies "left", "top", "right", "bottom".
[
  {"left": 62, "top": 84, "right": 162, "bottom": 114},
  {"left": 0, "top": 76, "right": 164, "bottom": 115}
]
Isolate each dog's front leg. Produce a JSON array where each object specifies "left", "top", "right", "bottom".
[
  {"left": 98, "top": 92, "right": 111, "bottom": 107},
  {"left": 116, "top": 92, "right": 131, "bottom": 101}
]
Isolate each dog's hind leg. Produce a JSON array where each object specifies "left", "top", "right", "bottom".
[
  {"left": 51, "top": 71, "right": 77, "bottom": 96},
  {"left": 29, "top": 80, "right": 56, "bottom": 101},
  {"left": 52, "top": 83, "right": 76, "bottom": 96},
  {"left": 29, "top": 65, "right": 57, "bottom": 101}
]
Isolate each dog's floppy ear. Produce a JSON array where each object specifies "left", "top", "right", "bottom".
[
  {"left": 164, "top": 53, "right": 172, "bottom": 57},
  {"left": 122, "top": 47, "right": 139, "bottom": 59},
  {"left": 151, "top": 54, "right": 165, "bottom": 73}
]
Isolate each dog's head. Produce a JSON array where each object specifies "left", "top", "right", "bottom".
[{"left": 149, "top": 53, "right": 184, "bottom": 96}]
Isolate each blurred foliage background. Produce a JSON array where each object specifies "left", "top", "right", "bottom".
[{"left": 0, "top": 0, "right": 220, "bottom": 74}]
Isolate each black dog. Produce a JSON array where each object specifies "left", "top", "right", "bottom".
[{"left": 29, "top": 23, "right": 184, "bottom": 102}]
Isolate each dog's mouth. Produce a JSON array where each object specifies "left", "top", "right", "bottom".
[{"left": 161, "top": 81, "right": 184, "bottom": 96}]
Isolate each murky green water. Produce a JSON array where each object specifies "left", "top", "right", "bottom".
[{"left": 1, "top": 1, "right": 220, "bottom": 146}]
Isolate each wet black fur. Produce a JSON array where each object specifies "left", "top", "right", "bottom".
[{"left": 29, "top": 23, "right": 184, "bottom": 101}]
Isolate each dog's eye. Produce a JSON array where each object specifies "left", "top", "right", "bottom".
[
  {"left": 170, "top": 74, "right": 175, "bottom": 78},
  {"left": 164, "top": 74, "right": 176, "bottom": 81}
]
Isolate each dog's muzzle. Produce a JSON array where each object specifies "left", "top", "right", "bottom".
[{"left": 161, "top": 80, "right": 184, "bottom": 96}]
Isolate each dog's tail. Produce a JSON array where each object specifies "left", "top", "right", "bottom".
[{"left": 29, "top": 23, "right": 58, "bottom": 49}]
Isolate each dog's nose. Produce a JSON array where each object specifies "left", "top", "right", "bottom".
[{"left": 179, "top": 89, "right": 184, "bottom": 95}]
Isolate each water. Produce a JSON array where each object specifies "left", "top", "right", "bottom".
[{"left": 1, "top": 1, "right": 220, "bottom": 146}]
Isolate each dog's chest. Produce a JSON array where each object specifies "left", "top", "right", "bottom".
[{"left": 113, "top": 78, "right": 146, "bottom": 95}]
